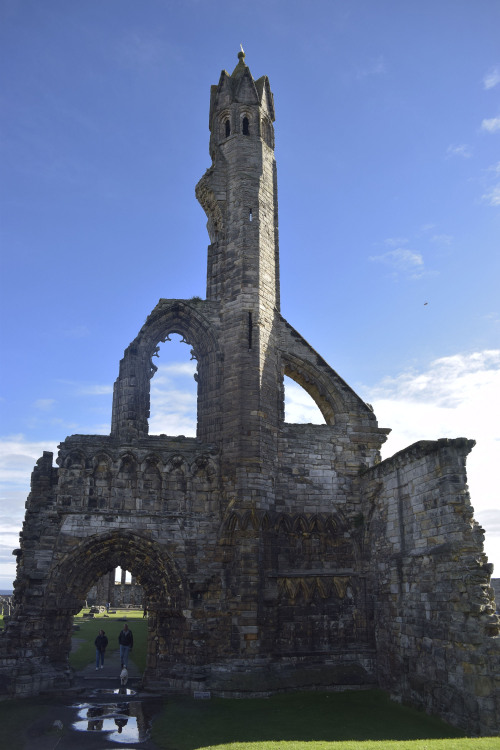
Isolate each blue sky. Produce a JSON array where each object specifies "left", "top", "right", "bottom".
[{"left": 1, "top": 0, "right": 499, "bottom": 590}]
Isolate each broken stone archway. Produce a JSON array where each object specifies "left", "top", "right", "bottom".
[{"left": 42, "top": 530, "right": 186, "bottom": 683}]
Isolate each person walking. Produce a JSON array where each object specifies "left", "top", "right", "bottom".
[
  {"left": 118, "top": 623, "right": 133, "bottom": 668},
  {"left": 94, "top": 629, "right": 108, "bottom": 670}
]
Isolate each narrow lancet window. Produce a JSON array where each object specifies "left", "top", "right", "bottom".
[
  {"left": 248, "top": 312, "right": 253, "bottom": 349},
  {"left": 225, "top": 119, "right": 231, "bottom": 138},
  {"left": 249, "top": 208, "right": 253, "bottom": 222},
  {"left": 242, "top": 117, "right": 249, "bottom": 135}
]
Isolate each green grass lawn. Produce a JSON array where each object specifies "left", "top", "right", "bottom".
[
  {"left": 0, "top": 697, "right": 50, "bottom": 749},
  {"left": 152, "top": 691, "right": 499, "bottom": 750},
  {"left": 71, "top": 607, "right": 148, "bottom": 671},
  {"left": 2, "top": 612, "right": 499, "bottom": 749}
]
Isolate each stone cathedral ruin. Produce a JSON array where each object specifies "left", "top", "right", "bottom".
[{"left": 1, "top": 52, "right": 499, "bottom": 735}]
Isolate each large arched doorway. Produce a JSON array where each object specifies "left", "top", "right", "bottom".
[{"left": 43, "top": 530, "right": 186, "bottom": 682}]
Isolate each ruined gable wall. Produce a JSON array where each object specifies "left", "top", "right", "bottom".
[{"left": 363, "top": 438, "right": 500, "bottom": 735}]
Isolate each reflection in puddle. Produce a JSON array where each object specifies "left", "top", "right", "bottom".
[
  {"left": 90, "top": 687, "right": 137, "bottom": 696},
  {"left": 72, "top": 700, "right": 150, "bottom": 744}
]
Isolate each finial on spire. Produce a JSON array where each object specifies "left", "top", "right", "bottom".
[{"left": 238, "top": 44, "right": 245, "bottom": 62}]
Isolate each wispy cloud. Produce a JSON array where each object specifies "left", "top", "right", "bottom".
[
  {"left": 446, "top": 143, "right": 472, "bottom": 159},
  {"left": 112, "top": 32, "right": 183, "bottom": 72},
  {"left": 34, "top": 398, "right": 56, "bottom": 411},
  {"left": 356, "top": 55, "right": 386, "bottom": 80},
  {"left": 430, "top": 234, "right": 453, "bottom": 246},
  {"left": 76, "top": 384, "right": 113, "bottom": 396},
  {"left": 481, "top": 116, "right": 500, "bottom": 133},
  {"left": 61, "top": 325, "right": 90, "bottom": 339},
  {"left": 369, "top": 248, "right": 426, "bottom": 279},
  {"left": 479, "top": 162, "right": 500, "bottom": 207},
  {"left": 365, "top": 350, "right": 500, "bottom": 408},
  {"left": 483, "top": 67, "right": 500, "bottom": 90},
  {"left": 482, "top": 184, "right": 500, "bottom": 206},
  {"left": 384, "top": 237, "right": 409, "bottom": 247}
]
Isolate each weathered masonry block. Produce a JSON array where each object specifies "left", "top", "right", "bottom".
[{"left": 2, "top": 50, "right": 498, "bottom": 735}]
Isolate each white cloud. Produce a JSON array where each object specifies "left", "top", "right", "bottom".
[
  {"left": 483, "top": 67, "right": 500, "bottom": 90},
  {"left": 482, "top": 184, "right": 500, "bottom": 206},
  {"left": 0, "top": 436, "right": 59, "bottom": 589},
  {"left": 446, "top": 143, "right": 472, "bottom": 159},
  {"left": 384, "top": 237, "right": 409, "bottom": 247},
  {"left": 284, "top": 379, "right": 324, "bottom": 424},
  {"left": 430, "top": 234, "right": 453, "bottom": 245},
  {"left": 369, "top": 248, "right": 426, "bottom": 279},
  {"left": 481, "top": 117, "right": 500, "bottom": 133},
  {"left": 149, "top": 361, "right": 197, "bottom": 436},
  {"left": 362, "top": 350, "right": 500, "bottom": 573},
  {"left": 76, "top": 384, "right": 114, "bottom": 396},
  {"left": 0, "top": 436, "right": 58, "bottom": 490},
  {"left": 33, "top": 398, "right": 56, "bottom": 411},
  {"left": 157, "top": 361, "right": 198, "bottom": 377}
]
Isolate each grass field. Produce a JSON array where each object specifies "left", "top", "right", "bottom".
[
  {"left": 151, "top": 692, "right": 499, "bottom": 750},
  {"left": 1, "top": 610, "right": 498, "bottom": 749},
  {"left": 71, "top": 607, "right": 148, "bottom": 671}
]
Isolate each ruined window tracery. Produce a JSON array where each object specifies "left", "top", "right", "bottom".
[{"left": 148, "top": 334, "right": 197, "bottom": 437}]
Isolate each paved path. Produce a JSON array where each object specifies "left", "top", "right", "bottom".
[{"left": 75, "top": 646, "right": 142, "bottom": 682}]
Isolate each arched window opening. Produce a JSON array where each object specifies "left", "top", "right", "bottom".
[
  {"left": 242, "top": 116, "right": 249, "bottom": 135},
  {"left": 83, "top": 568, "right": 145, "bottom": 610},
  {"left": 225, "top": 119, "right": 231, "bottom": 137},
  {"left": 284, "top": 375, "right": 325, "bottom": 424},
  {"left": 149, "top": 334, "right": 197, "bottom": 437},
  {"left": 115, "top": 567, "right": 132, "bottom": 585}
]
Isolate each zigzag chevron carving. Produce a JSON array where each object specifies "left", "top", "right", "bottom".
[{"left": 277, "top": 576, "right": 351, "bottom": 603}]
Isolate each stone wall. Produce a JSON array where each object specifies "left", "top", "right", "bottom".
[{"left": 363, "top": 439, "right": 499, "bottom": 735}]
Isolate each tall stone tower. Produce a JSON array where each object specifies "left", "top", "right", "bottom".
[
  {"left": 3, "top": 51, "right": 499, "bottom": 736},
  {"left": 196, "top": 48, "right": 281, "bottom": 508}
]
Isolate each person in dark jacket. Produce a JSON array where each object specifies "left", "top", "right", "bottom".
[
  {"left": 95, "top": 629, "right": 108, "bottom": 670},
  {"left": 118, "top": 623, "right": 133, "bottom": 668}
]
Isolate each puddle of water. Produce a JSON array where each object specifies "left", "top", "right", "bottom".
[
  {"left": 73, "top": 716, "right": 140, "bottom": 743},
  {"left": 90, "top": 687, "right": 137, "bottom": 696},
  {"left": 72, "top": 700, "right": 150, "bottom": 744}
]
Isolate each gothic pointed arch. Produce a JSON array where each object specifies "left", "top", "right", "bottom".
[
  {"left": 111, "top": 299, "right": 222, "bottom": 442},
  {"left": 46, "top": 529, "right": 185, "bottom": 612}
]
